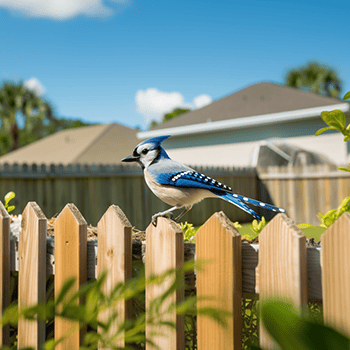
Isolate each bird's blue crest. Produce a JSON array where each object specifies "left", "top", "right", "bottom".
[{"left": 139, "top": 135, "right": 171, "bottom": 149}]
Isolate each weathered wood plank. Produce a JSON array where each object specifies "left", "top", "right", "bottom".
[
  {"left": 18, "top": 202, "right": 47, "bottom": 349},
  {"left": 145, "top": 217, "right": 184, "bottom": 350},
  {"left": 55, "top": 204, "right": 87, "bottom": 350},
  {"left": 257, "top": 214, "right": 307, "bottom": 349},
  {"left": 196, "top": 211, "right": 242, "bottom": 350},
  {"left": 0, "top": 202, "right": 10, "bottom": 346},
  {"left": 97, "top": 205, "right": 132, "bottom": 349},
  {"left": 321, "top": 213, "right": 350, "bottom": 337}
]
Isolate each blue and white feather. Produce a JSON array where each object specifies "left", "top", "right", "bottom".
[{"left": 122, "top": 135, "right": 286, "bottom": 222}]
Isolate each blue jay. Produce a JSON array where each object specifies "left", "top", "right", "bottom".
[{"left": 122, "top": 135, "right": 286, "bottom": 224}]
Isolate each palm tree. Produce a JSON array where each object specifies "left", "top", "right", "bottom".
[
  {"left": 0, "top": 81, "right": 56, "bottom": 151},
  {"left": 286, "top": 62, "right": 341, "bottom": 98}
]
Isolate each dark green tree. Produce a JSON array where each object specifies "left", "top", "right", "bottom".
[
  {"left": 149, "top": 107, "right": 191, "bottom": 129},
  {"left": 0, "top": 81, "right": 95, "bottom": 156},
  {"left": 0, "top": 81, "right": 56, "bottom": 150},
  {"left": 286, "top": 62, "right": 342, "bottom": 98}
]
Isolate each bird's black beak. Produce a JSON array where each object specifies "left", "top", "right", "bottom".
[{"left": 121, "top": 154, "right": 139, "bottom": 162}]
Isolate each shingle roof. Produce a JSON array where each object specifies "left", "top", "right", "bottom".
[
  {"left": 151, "top": 82, "right": 346, "bottom": 130},
  {"left": 0, "top": 123, "right": 138, "bottom": 165}
]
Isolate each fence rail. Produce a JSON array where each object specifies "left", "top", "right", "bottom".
[
  {"left": 1, "top": 201, "right": 350, "bottom": 349},
  {"left": 258, "top": 164, "right": 350, "bottom": 225},
  {"left": 0, "top": 163, "right": 258, "bottom": 229}
]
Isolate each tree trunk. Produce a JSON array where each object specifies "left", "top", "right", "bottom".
[{"left": 10, "top": 122, "right": 19, "bottom": 151}]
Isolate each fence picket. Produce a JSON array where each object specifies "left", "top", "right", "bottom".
[
  {"left": 18, "top": 202, "right": 47, "bottom": 349},
  {"left": 145, "top": 217, "right": 184, "bottom": 350},
  {"left": 321, "top": 213, "right": 350, "bottom": 337},
  {"left": 97, "top": 205, "right": 132, "bottom": 349},
  {"left": 54, "top": 204, "right": 87, "bottom": 349},
  {"left": 196, "top": 211, "right": 242, "bottom": 350},
  {"left": 256, "top": 213, "right": 307, "bottom": 349},
  {"left": 0, "top": 202, "right": 10, "bottom": 346}
]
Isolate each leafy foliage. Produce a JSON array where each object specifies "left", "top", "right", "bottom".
[
  {"left": 149, "top": 108, "right": 191, "bottom": 129},
  {"left": 250, "top": 216, "right": 266, "bottom": 235},
  {"left": 0, "top": 81, "right": 95, "bottom": 156},
  {"left": 1, "top": 262, "right": 228, "bottom": 349},
  {"left": 179, "top": 222, "right": 198, "bottom": 242},
  {"left": 285, "top": 62, "right": 342, "bottom": 97},
  {"left": 254, "top": 300, "right": 350, "bottom": 350},
  {"left": 299, "top": 90, "right": 350, "bottom": 228},
  {"left": 4, "top": 191, "right": 15, "bottom": 213}
]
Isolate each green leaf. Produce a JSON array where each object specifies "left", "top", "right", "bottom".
[
  {"left": 6, "top": 205, "right": 15, "bottom": 213},
  {"left": 320, "top": 110, "right": 346, "bottom": 130},
  {"left": 1, "top": 303, "right": 19, "bottom": 326},
  {"left": 55, "top": 278, "right": 76, "bottom": 306},
  {"left": 344, "top": 135, "right": 350, "bottom": 142},
  {"left": 232, "top": 221, "right": 242, "bottom": 229},
  {"left": 338, "top": 167, "right": 350, "bottom": 172},
  {"left": 298, "top": 223, "right": 314, "bottom": 229},
  {"left": 343, "top": 91, "right": 350, "bottom": 100},
  {"left": 261, "top": 300, "right": 350, "bottom": 350},
  {"left": 315, "top": 126, "right": 336, "bottom": 136},
  {"left": 4, "top": 191, "right": 15, "bottom": 205},
  {"left": 323, "top": 209, "right": 338, "bottom": 227}
]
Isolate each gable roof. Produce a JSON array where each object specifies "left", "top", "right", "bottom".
[
  {"left": 0, "top": 123, "right": 138, "bottom": 165},
  {"left": 137, "top": 82, "right": 349, "bottom": 139}
]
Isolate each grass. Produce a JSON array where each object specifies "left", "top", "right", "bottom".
[{"left": 238, "top": 222, "right": 325, "bottom": 241}]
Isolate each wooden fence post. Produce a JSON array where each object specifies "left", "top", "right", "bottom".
[
  {"left": 196, "top": 211, "right": 242, "bottom": 350},
  {"left": 97, "top": 205, "right": 132, "bottom": 349},
  {"left": 18, "top": 202, "right": 47, "bottom": 349},
  {"left": 55, "top": 204, "right": 87, "bottom": 350},
  {"left": 145, "top": 217, "right": 184, "bottom": 350},
  {"left": 321, "top": 213, "right": 350, "bottom": 337},
  {"left": 0, "top": 202, "right": 10, "bottom": 347},
  {"left": 256, "top": 213, "right": 307, "bottom": 349}
]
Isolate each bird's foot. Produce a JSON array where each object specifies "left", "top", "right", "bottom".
[{"left": 152, "top": 212, "right": 174, "bottom": 226}]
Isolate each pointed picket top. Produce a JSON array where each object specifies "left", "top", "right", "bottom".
[
  {"left": 18, "top": 202, "right": 47, "bottom": 350},
  {"left": 55, "top": 203, "right": 87, "bottom": 349},
  {"left": 257, "top": 213, "right": 307, "bottom": 349},
  {"left": 0, "top": 201, "right": 10, "bottom": 347},
  {"left": 321, "top": 212, "right": 350, "bottom": 337},
  {"left": 196, "top": 211, "right": 242, "bottom": 350},
  {"left": 97, "top": 205, "right": 132, "bottom": 349},
  {"left": 56, "top": 203, "right": 87, "bottom": 228},
  {"left": 145, "top": 217, "right": 184, "bottom": 350}
]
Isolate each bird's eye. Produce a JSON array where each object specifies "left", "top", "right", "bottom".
[{"left": 141, "top": 149, "right": 149, "bottom": 155}]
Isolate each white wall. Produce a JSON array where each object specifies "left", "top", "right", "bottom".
[{"left": 167, "top": 133, "right": 347, "bottom": 167}]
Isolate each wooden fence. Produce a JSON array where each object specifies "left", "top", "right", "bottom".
[
  {"left": 1, "top": 200, "right": 350, "bottom": 349},
  {"left": 258, "top": 164, "right": 350, "bottom": 225},
  {"left": 0, "top": 163, "right": 258, "bottom": 229}
]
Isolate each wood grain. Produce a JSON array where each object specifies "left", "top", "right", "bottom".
[
  {"left": 321, "top": 213, "right": 350, "bottom": 337},
  {"left": 18, "top": 202, "right": 47, "bottom": 349},
  {"left": 54, "top": 204, "right": 87, "bottom": 350},
  {"left": 97, "top": 205, "right": 132, "bottom": 349},
  {"left": 145, "top": 217, "right": 184, "bottom": 350},
  {"left": 0, "top": 201, "right": 10, "bottom": 346},
  {"left": 257, "top": 213, "right": 307, "bottom": 349},
  {"left": 196, "top": 211, "right": 242, "bottom": 350}
]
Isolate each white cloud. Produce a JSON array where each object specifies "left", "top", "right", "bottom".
[
  {"left": 193, "top": 94, "right": 212, "bottom": 109},
  {"left": 24, "top": 77, "right": 46, "bottom": 96},
  {"left": 136, "top": 88, "right": 212, "bottom": 124},
  {"left": 0, "top": 0, "right": 129, "bottom": 20}
]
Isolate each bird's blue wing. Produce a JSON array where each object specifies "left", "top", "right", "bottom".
[
  {"left": 156, "top": 170, "right": 232, "bottom": 192},
  {"left": 155, "top": 168, "right": 286, "bottom": 218}
]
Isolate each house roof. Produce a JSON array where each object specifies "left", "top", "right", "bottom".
[
  {"left": 137, "top": 82, "right": 350, "bottom": 139},
  {"left": 0, "top": 123, "right": 138, "bottom": 165}
]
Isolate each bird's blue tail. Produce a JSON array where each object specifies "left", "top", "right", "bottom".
[{"left": 212, "top": 191, "right": 286, "bottom": 220}]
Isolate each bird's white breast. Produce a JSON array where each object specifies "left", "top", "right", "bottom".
[{"left": 144, "top": 169, "right": 214, "bottom": 208}]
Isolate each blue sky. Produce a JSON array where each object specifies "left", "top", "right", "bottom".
[{"left": 0, "top": 0, "right": 349, "bottom": 130}]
